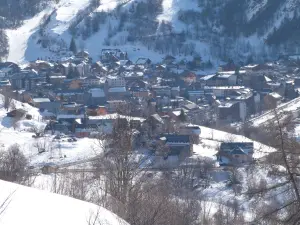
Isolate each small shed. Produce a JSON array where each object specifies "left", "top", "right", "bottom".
[{"left": 41, "top": 163, "right": 58, "bottom": 174}]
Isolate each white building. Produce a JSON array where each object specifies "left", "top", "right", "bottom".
[{"left": 107, "top": 75, "right": 126, "bottom": 87}]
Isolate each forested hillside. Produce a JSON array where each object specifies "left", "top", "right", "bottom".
[{"left": 2, "top": 0, "right": 300, "bottom": 64}]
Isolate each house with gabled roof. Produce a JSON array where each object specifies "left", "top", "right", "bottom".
[
  {"left": 217, "top": 142, "right": 254, "bottom": 166},
  {"left": 158, "top": 134, "right": 193, "bottom": 161},
  {"left": 163, "top": 55, "right": 176, "bottom": 65}
]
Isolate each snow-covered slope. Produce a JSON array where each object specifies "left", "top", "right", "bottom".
[
  {"left": 193, "top": 125, "right": 275, "bottom": 161},
  {"left": 0, "top": 180, "right": 128, "bottom": 225},
  {"left": 6, "top": 0, "right": 300, "bottom": 65},
  {"left": 6, "top": 9, "right": 53, "bottom": 63}
]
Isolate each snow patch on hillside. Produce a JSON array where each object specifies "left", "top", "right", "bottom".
[
  {"left": 246, "top": 0, "right": 268, "bottom": 22},
  {"left": 96, "top": 0, "right": 120, "bottom": 12},
  {"left": 158, "top": 0, "right": 202, "bottom": 32}
]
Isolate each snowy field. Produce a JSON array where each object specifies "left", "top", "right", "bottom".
[
  {"left": 0, "top": 180, "right": 127, "bottom": 225},
  {"left": 0, "top": 98, "right": 99, "bottom": 167},
  {"left": 193, "top": 126, "right": 275, "bottom": 160}
]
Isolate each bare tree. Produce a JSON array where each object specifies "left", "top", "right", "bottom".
[
  {"left": 93, "top": 117, "right": 147, "bottom": 205},
  {"left": 32, "top": 137, "right": 53, "bottom": 154},
  {"left": 30, "top": 124, "right": 45, "bottom": 137},
  {"left": 246, "top": 108, "right": 300, "bottom": 224},
  {"left": 0, "top": 87, "right": 13, "bottom": 111},
  {"left": 0, "top": 144, "right": 28, "bottom": 182}
]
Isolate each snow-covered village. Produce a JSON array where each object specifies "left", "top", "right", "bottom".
[{"left": 1, "top": 0, "right": 300, "bottom": 224}]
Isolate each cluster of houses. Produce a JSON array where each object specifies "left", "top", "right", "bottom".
[{"left": 2, "top": 50, "right": 300, "bottom": 166}]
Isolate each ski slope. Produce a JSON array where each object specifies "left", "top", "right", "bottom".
[
  {"left": 6, "top": 8, "right": 54, "bottom": 63},
  {"left": 0, "top": 180, "right": 128, "bottom": 225}
]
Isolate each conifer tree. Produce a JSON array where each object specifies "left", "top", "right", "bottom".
[{"left": 69, "top": 37, "right": 77, "bottom": 54}]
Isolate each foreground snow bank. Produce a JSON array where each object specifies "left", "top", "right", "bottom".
[{"left": 0, "top": 180, "right": 128, "bottom": 225}]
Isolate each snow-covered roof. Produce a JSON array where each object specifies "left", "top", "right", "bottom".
[
  {"left": 218, "top": 102, "right": 236, "bottom": 108},
  {"left": 57, "top": 114, "right": 85, "bottom": 119},
  {"left": 32, "top": 98, "right": 51, "bottom": 103},
  {"left": 89, "top": 113, "right": 145, "bottom": 122},
  {"left": 89, "top": 88, "right": 105, "bottom": 97},
  {"left": 264, "top": 76, "right": 272, "bottom": 82},
  {"left": 269, "top": 92, "right": 282, "bottom": 99},
  {"left": 108, "top": 87, "right": 126, "bottom": 93},
  {"left": 204, "top": 86, "right": 245, "bottom": 90},
  {"left": 218, "top": 74, "right": 233, "bottom": 79},
  {"left": 49, "top": 75, "right": 66, "bottom": 79},
  {"left": 218, "top": 71, "right": 235, "bottom": 75},
  {"left": 172, "top": 111, "right": 181, "bottom": 116}
]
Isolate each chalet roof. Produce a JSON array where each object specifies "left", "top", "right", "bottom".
[
  {"left": 136, "top": 58, "right": 151, "bottom": 65},
  {"left": 220, "top": 142, "right": 254, "bottom": 155},
  {"left": 84, "top": 75, "right": 100, "bottom": 80}
]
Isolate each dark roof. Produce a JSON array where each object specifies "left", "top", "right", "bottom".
[
  {"left": 151, "top": 114, "right": 164, "bottom": 124},
  {"left": 163, "top": 135, "right": 190, "bottom": 143},
  {"left": 136, "top": 58, "right": 151, "bottom": 65},
  {"left": 85, "top": 75, "right": 100, "bottom": 80},
  {"left": 164, "top": 55, "right": 176, "bottom": 60},
  {"left": 220, "top": 142, "right": 253, "bottom": 155},
  {"left": 183, "top": 103, "right": 199, "bottom": 110}
]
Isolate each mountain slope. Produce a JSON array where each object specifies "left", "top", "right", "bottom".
[
  {"left": 0, "top": 180, "right": 128, "bottom": 225},
  {"left": 4, "top": 0, "right": 300, "bottom": 65}
]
